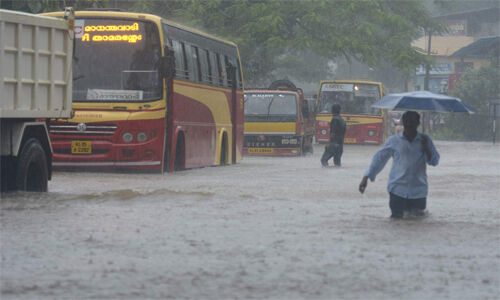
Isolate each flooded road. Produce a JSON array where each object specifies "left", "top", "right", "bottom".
[{"left": 1, "top": 141, "right": 499, "bottom": 299}]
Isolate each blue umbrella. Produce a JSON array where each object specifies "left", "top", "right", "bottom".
[{"left": 372, "top": 91, "right": 474, "bottom": 113}]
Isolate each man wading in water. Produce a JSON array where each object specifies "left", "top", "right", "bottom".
[
  {"left": 358, "top": 111, "right": 440, "bottom": 218},
  {"left": 321, "top": 103, "right": 346, "bottom": 167}
]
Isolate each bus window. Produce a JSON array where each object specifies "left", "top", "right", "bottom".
[
  {"left": 216, "top": 53, "right": 224, "bottom": 87},
  {"left": 180, "top": 42, "right": 189, "bottom": 80},
  {"left": 209, "top": 52, "right": 218, "bottom": 85},
  {"left": 171, "top": 40, "right": 186, "bottom": 80},
  {"left": 224, "top": 55, "right": 233, "bottom": 87},
  {"left": 191, "top": 45, "right": 202, "bottom": 82},
  {"left": 201, "top": 49, "right": 211, "bottom": 84}
]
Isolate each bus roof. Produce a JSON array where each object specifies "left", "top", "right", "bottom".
[
  {"left": 42, "top": 10, "right": 237, "bottom": 47},
  {"left": 245, "top": 89, "right": 299, "bottom": 95},
  {"left": 319, "top": 79, "right": 383, "bottom": 86}
]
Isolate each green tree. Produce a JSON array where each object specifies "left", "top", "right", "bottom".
[
  {"left": 167, "top": 0, "right": 442, "bottom": 86},
  {"left": 5, "top": 0, "right": 107, "bottom": 13},
  {"left": 437, "top": 57, "right": 500, "bottom": 141},
  {"left": 12, "top": 0, "right": 443, "bottom": 88}
]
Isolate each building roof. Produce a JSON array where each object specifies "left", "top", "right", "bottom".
[
  {"left": 435, "top": 7, "right": 499, "bottom": 21},
  {"left": 451, "top": 36, "right": 500, "bottom": 57},
  {"left": 412, "top": 35, "right": 475, "bottom": 56}
]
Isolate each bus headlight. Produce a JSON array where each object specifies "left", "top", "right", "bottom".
[
  {"left": 321, "top": 129, "right": 327, "bottom": 135},
  {"left": 122, "top": 132, "right": 133, "bottom": 143},
  {"left": 368, "top": 130, "right": 375, "bottom": 136},
  {"left": 137, "top": 132, "right": 148, "bottom": 142}
]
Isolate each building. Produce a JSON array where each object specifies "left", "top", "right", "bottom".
[{"left": 410, "top": 7, "right": 500, "bottom": 93}]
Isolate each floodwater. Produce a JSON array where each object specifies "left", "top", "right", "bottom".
[{"left": 1, "top": 141, "right": 499, "bottom": 299}]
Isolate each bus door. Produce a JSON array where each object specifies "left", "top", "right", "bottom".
[
  {"left": 163, "top": 48, "right": 175, "bottom": 172},
  {"left": 227, "top": 62, "right": 237, "bottom": 164}
]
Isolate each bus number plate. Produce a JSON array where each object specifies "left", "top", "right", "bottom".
[
  {"left": 71, "top": 141, "right": 92, "bottom": 154},
  {"left": 248, "top": 148, "right": 274, "bottom": 154},
  {"left": 344, "top": 138, "right": 357, "bottom": 143}
]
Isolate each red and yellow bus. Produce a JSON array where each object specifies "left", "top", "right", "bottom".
[
  {"left": 43, "top": 9, "right": 244, "bottom": 171},
  {"left": 315, "top": 80, "right": 386, "bottom": 145}
]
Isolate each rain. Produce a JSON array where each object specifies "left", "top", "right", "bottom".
[{"left": 1, "top": 0, "right": 499, "bottom": 299}]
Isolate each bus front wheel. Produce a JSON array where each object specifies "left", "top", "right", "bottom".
[
  {"left": 220, "top": 134, "right": 227, "bottom": 166},
  {"left": 174, "top": 134, "right": 185, "bottom": 171}
]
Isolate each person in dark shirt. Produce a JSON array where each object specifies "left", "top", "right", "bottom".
[{"left": 321, "top": 103, "right": 346, "bottom": 167}]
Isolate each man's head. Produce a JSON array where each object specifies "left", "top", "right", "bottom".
[
  {"left": 402, "top": 111, "right": 420, "bottom": 130},
  {"left": 331, "top": 103, "right": 341, "bottom": 114}
]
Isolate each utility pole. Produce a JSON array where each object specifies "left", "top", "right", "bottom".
[
  {"left": 423, "top": 30, "right": 432, "bottom": 134},
  {"left": 424, "top": 30, "right": 432, "bottom": 91}
]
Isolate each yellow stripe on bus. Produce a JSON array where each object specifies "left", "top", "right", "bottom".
[
  {"left": 71, "top": 100, "right": 166, "bottom": 111},
  {"left": 175, "top": 83, "right": 232, "bottom": 126},
  {"left": 244, "top": 122, "right": 296, "bottom": 133}
]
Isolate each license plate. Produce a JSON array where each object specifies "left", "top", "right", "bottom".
[
  {"left": 71, "top": 141, "right": 91, "bottom": 154},
  {"left": 344, "top": 138, "right": 357, "bottom": 143},
  {"left": 248, "top": 148, "right": 274, "bottom": 154}
]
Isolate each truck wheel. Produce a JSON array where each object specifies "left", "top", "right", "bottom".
[
  {"left": 1, "top": 157, "right": 17, "bottom": 192},
  {"left": 15, "top": 139, "right": 48, "bottom": 192}
]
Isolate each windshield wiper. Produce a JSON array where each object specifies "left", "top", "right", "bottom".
[{"left": 266, "top": 97, "right": 276, "bottom": 119}]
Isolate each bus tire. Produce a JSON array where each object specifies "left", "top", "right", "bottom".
[
  {"left": 15, "top": 139, "right": 48, "bottom": 192},
  {"left": 220, "top": 134, "right": 227, "bottom": 166},
  {"left": 174, "top": 134, "right": 185, "bottom": 171}
]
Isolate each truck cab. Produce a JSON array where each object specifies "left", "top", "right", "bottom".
[{"left": 243, "top": 81, "right": 315, "bottom": 156}]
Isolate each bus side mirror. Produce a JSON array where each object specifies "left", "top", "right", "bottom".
[{"left": 161, "top": 48, "right": 175, "bottom": 79}]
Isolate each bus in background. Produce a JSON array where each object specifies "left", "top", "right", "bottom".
[
  {"left": 43, "top": 9, "right": 244, "bottom": 171},
  {"left": 315, "top": 80, "right": 386, "bottom": 145},
  {"left": 243, "top": 80, "right": 315, "bottom": 156}
]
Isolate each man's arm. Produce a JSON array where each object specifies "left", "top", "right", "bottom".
[
  {"left": 421, "top": 134, "right": 440, "bottom": 166},
  {"left": 359, "top": 176, "right": 368, "bottom": 194},
  {"left": 359, "top": 137, "right": 394, "bottom": 194}
]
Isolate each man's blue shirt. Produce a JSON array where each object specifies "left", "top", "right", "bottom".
[{"left": 364, "top": 132, "right": 440, "bottom": 199}]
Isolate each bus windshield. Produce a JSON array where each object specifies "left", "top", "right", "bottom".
[
  {"left": 319, "top": 83, "right": 381, "bottom": 115},
  {"left": 244, "top": 93, "right": 297, "bottom": 122},
  {"left": 73, "top": 18, "right": 162, "bottom": 102}
]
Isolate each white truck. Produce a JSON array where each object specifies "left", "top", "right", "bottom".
[{"left": 0, "top": 9, "right": 73, "bottom": 192}]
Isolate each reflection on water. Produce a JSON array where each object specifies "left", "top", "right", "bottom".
[{"left": 1, "top": 189, "right": 215, "bottom": 211}]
